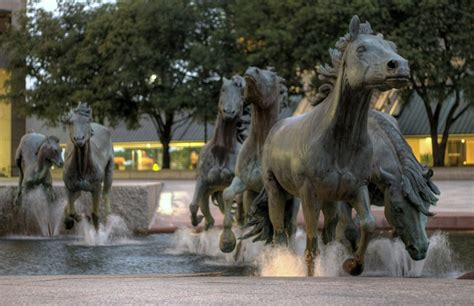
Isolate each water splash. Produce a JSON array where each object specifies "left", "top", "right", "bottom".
[
  {"left": 21, "top": 187, "right": 66, "bottom": 237},
  {"left": 171, "top": 227, "right": 265, "bottom": 262},
  {"left": 73, "top": 214, "right": 132, "bottom": 246},
  {"left": 257, "top": 230, "right": 460, "bottom": 278}
]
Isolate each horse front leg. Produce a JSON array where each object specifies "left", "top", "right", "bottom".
[
  {"left": 14, "top": 169, "right": 24, "bottom": 207},
  {"left": 103, "top": 158, "right": 114, "bottom": 221},
  {"left": 220, "top": 176, "right": 246, "bottom": 253},
  {"left": 64, "top": 190, "right": 81, "bottom": 230},
  {"left": 300, "top": 181, "right": 322, "bottom": 277},
  {"left": 343, "top": 185, "right": 375, "bottom": 276},
  {"left": 321, "top": 201, "right": 338, "bottom": 244},
  {"left": 91, "top": 189, "right": 101, "bottom": 231}
]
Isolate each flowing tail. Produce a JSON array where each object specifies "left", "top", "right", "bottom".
[{"left": 241, "top": 188, "right": 299, "bottom": 244}]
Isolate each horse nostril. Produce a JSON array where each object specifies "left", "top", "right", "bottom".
[
  {"left": 387, "top": 59, "right": 399, "bottom": 70},
  {"left": 407, "top": 245, "right": 418, "bottom": 254}
]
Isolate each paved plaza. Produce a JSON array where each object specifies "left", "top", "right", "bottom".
[
  {"left": 150, "top": 180, "right": 474, "bottom": 231},
  {"left": 0, "top": 275, "right": 472, "bottom": 304}
]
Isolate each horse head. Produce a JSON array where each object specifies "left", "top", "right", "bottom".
[
  {"left": 243, "top": 66, "right": 284, "bottom": 108},
  {"left": 62, "top": 103, "right": 93, "bottom": 148},
  {"left": 38, "top": 136, "right": 64, "bottom": 167},
  {"left": 379, "top": 167, "right": 431, "bottom": 261},
  {"left": 342, "top": 16, "right": 410, "bottom": 90},
  {"left": 219, "top": 75, "right": 245, "bottom": 121}
]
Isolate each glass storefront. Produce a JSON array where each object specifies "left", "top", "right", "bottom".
[
  {"left": 113, "top": 142, "right": 203, "bottom": 171},
  {"left": 406, "top": 136, "right": 474, "bottom": 167}
]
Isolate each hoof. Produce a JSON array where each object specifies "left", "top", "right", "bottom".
[
  {"left": 219, "top": 229, "right": 236, "bottom": 253},
  {"left": 343, "top": 258, "right": 364, "bottom": 276},
  {"left": 191, "top": 214, "right": 204, "bottom": 227},
  {"left": 64, "top": 214, "right": 81, "bottom": 230},
  {"left": 92, "top": 214, "right": 99, "bottom": 231},
  {"left": 64, "top": 216, "right": 75, "bottom": 230},
  {"left": 205, "top": 219, "right": 214, "bottom": 231}
]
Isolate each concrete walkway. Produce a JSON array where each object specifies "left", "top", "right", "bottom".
[
  {"left": 150, "top": 180, "right": 474, "bottom": 232},
  {"left": 0, "top": 275, "right": 472, "bottom": 304}
]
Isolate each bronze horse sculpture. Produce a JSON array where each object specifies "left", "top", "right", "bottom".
[
  {"left": 244, "top": 110, "right": 439, "bottom": 262},
  {"left": 324, "top": 110, "right": 440, "bottom": 261},
  {"left": 219, "top": 67, "right": 286, "bottom": 253},
  {"left": 14, "top": 133, "right": 64, "bottom": 206},
  {"left": 189, "top": 75, "right": 246, "bottom": 230},
  {"left": 257, "top": 16, "right": 410, "bottom": 276},
  {"left": 62, "top": 103, "right": 114, "bottom": 231}
]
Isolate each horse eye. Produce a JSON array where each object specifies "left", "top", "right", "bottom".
[
  {"left": 394, "top": 207, "right": 403, "bottom": 214},
  {"left": 357, "top": 45, "right": 367, "bottom": 53}
]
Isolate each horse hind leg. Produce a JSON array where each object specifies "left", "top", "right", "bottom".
[
  {"left": 265, "top": 171, "right": 288, "bottom": 247},
  {"left": 199, "top": 190, "right": 214, "bottom": 230},
  {"left": 189, "top": 177, "right": 205, "bottom": 227}
]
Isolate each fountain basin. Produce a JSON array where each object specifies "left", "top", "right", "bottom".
[{"left": 0, "top": 181, "right": 162, "bottom": 236}]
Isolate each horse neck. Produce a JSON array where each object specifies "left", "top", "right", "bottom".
[
  {"left": 248, "top": 93, "right": 280, "bottom": 157},
  {"left": 72, "top": 141, "right": 92, "bottom": 178},
  {"left": 324, "top": 76, "right": 372, "bottom": 147},
  {"left": 35, "top": 147, "right": 52, "bottom": 180},
  {"left": 209, "top": 113, "right": 238, "bottom": 164}
]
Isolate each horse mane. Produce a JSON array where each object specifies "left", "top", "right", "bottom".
[
  {"left": 370, "top": 111, "right": 440, "bottom": 212},
  {"left": 313, "top": 21, "right": 375, "bottom": 106}
]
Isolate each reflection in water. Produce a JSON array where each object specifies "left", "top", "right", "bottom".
[{"left": 0, "top": 229, "right": 472, "bottom": 277}]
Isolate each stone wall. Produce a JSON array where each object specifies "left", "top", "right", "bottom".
[{"left": 0, "top": 182, "right": 162, "bottom": 236}]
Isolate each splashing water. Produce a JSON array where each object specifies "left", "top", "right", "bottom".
[
  {"left": 171, "top": 227, "right": 265, "bottom": 263},
  {"left": 74, "top": 214, "right": 132, "bottom": 246},
  {"left": 172, "top": 227, "right": 461, "bottom": 278},
  {"left": 258, "top": 230, "right": 460, "bottom": 277},
  {"left": 21, "top": 187, "right": 66, "bottom": 237}
]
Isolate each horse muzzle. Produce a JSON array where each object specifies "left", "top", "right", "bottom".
[{"left": 406, "top": 242, "right": 428, "bottom": 261}]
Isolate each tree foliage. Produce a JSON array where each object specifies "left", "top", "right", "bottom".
[{"left": 1, "top": 0, "right": 472, "bottom": 168}]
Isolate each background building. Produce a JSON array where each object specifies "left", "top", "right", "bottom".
[{"left": 0, "top": 0, "right": 26, "bottom": 177}]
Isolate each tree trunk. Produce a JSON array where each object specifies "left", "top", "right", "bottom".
[
  {"left": 162, "top": 140, "right": 171, "bottom": 169},
  {"left": 431, "top": 136, "right": 447, "bottom": 167},
  {"left": 159, "top": 112, "right": 174, "bottom": 169}
]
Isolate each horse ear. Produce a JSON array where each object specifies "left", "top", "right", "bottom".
[
  {"left": 349, "top": 15, "right": 360, "bottom": 40},
  {"left": 232, "top": 75, "right": 245, "bottom": 88},
  {"left": 61, "top": 111, "right": 73, "bottom": 124},
  {"left": 379, "top": 167, "right": 396, "bottom": 186}
]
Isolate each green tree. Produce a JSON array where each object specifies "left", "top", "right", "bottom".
[
  {"left": 0, "top": 0, "right": 244, "bottom": 169},
  {"left": 384, "top": 0, "right": 474, "bottom": 166}
]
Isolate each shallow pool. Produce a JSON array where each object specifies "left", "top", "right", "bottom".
[{"left": 0, "top": 229, "right": 472, "bottom": 277}]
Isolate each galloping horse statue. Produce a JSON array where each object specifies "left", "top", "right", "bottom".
[
  {"left": 62, "top": 103, "right": 114, "bottom": 231},
  {"left": 14, "top": 133, "right": 64, "bottom": 206},
  {"left": 244, "top": 110, "right": 439, "bottom": 261},
  {"left": 258, "top": 16, "right": 410, "bottom": 276},
  {"left": 219, "top": 67, "right": 286, "bottom": 253},
  {"left": 189, "top": 75, "right": 246, "bottom": 230},
  {"left": 325, "top": 110, "right": 440, "bottom": 261}
]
